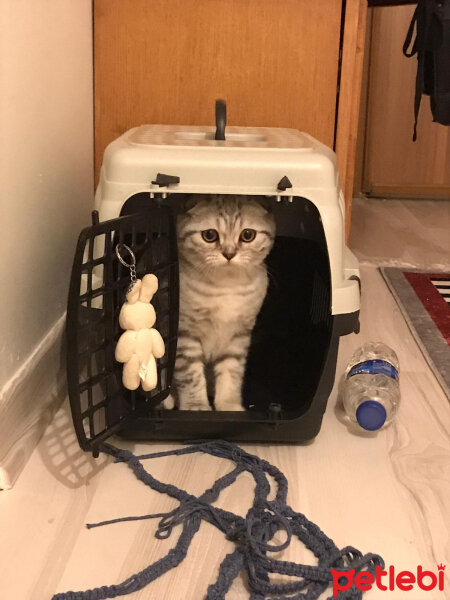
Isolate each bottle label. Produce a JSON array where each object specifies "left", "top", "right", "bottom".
[{"left": 347, "top": 359, "right": 399, "bottom": 381}]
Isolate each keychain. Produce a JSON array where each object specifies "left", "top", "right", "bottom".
[{"left": 114, "top": 244, "right": 165, "bottom": 391}]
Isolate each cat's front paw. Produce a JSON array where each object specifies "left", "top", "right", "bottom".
[
  {"left": 180, "top": 399, "right": 212, "bottom": 411},
  {"left": 215, "top": 399, "right": 245, "bottom": 412},
  {"left": 162, "top": 394, "right": 175, "bottom": 410}
]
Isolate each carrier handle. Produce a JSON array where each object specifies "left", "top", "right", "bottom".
[{"left": 215, "top": 99, "right": 227, "bottom": 141}]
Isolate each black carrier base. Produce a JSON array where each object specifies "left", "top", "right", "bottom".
[
  {"left": 118, "top": 313, "right": 356, "bottom": 444},
  {"left": 120, "top": 335, "right": 339, "bottom": 444}
]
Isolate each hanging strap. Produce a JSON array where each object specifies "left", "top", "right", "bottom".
[
  {"left": 52, "top": 441, "right": 384, "bottom": 600},
  {"left": 403, "top": 0, "right": 435, "bottom": 141},
  {"left": 403, "top": 5, "right": 419, "bottom": 57}
]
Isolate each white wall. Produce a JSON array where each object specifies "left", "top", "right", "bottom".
[
  {"left": 0, "top": 0, "right": 94, "bottom": 487},
  {"left": 0, "top": 0, "right": 93, "bottom": 386}
]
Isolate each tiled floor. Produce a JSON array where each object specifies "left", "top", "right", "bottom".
[{"left": 0, "top": 198, "right": 449, "bottom": 599}]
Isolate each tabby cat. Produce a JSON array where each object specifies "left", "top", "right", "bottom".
[{"left": 165, "top": 195, "right": 275, "bottom": 411}]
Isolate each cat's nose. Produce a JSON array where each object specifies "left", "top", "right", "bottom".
[{"left": 222, "top": 250, "right": 236, "bottom": 261}]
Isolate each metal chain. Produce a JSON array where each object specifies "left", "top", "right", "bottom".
[
  {"left": 129, "top": 263, "right": 137, "bottom": 293},
  {"left": 115, "top": 243, "right": 137, "bottom": 293}
]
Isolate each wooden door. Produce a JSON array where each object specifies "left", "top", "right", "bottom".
[
  {"left": 363, "top": 6, "right": 450, "bottom": 197},
  {"left": 94, "top": 0, "right": 367, "bottom": 232}
]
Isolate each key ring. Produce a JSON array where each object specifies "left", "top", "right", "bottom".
[
  {"left": 115, "top": 243, "right": 137, "bottom": 292},
  {"left": 115, "top": 243, "right": 136, "bottom": 267}
]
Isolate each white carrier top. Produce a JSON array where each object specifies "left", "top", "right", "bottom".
[
  {"left": 95, "top": 124, "right": 360, "bottom": 316},
  {"left": 99, "top": 125, "right": 339, "bottom": 195}
]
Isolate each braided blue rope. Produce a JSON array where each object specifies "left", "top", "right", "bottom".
[{"left": 52, "top": 440, "right": 384, "bottom": 600}]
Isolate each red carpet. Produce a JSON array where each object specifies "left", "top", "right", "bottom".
[{"left": 403, "top": 272, "right": 450, "bottom": 345}]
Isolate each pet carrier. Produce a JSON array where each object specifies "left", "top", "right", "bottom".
[{"left": 67, "top": 103, "right": 360, "bottom": 455}]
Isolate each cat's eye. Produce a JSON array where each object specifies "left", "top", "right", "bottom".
[
  {"left": 201, "top": 229, "right": 219, "bottom": 243},
  {"left": 240, "top": 229, "right": 256, "bottom": 243}
]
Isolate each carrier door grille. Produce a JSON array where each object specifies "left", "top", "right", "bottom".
[{"left": 67, "top": 208, "right": 179, "bottom": 453}]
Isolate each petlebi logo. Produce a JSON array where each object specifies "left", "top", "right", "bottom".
[{"left": 331, "top": 564, "right": 446, "bottom": 595}]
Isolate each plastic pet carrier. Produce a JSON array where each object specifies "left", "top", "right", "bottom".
[{"left": 67, "top": 103, "right": 360, "bottom": 455}]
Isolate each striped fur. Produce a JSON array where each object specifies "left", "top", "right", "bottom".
[{"left": 168, "top": 195, "right": 275, "bottom": 411}]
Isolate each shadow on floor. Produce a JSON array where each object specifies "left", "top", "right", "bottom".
[{"left": 39, "top": 399, "right": 110, "bottom": 489}]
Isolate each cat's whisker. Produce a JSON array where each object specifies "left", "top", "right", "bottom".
[{"left": 266, "top": 266, "right": 280, "bottom": 291}]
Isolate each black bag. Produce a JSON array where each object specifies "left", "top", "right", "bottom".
[{"left": 403, "top": 0, "right": 450, "bottom": 140}]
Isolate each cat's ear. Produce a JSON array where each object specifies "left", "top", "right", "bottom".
[
  {"left": 254, "top": 196, "right": 273, "bottom": 213},
  {"left": 181, "top": 195, "right": 200, "bottom": 214}
]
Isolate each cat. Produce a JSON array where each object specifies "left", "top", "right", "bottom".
[{"left": 165, "top": 195, "right": 275, "bottom": 411}]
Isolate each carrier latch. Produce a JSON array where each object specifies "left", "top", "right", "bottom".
[
  {"left": 277, "top": 176, "right": 292, "bottom": 192},
  {"left": 151, "top": 173, "right": 180, "bottom": 187}
]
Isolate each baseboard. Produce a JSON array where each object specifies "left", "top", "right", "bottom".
[
  {"left": 364, "top": 184, "right": 450, "bottom": 200},
  {"left": 0, "top": 315, "right": 67, "bottom": 489}
]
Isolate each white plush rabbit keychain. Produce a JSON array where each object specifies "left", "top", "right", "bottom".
[{"left": 114, "top": 244, "right": 165, "bottom": 392}]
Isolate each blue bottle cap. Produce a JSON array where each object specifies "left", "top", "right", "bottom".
[{"left": 356, "top": 400, "right": 387, "bottom": 431}]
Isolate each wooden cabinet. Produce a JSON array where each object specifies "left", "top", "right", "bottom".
[{"left": 94, "top": 0, "right": 367, "bottom": 233}]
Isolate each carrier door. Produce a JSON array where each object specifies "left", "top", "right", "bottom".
[{"left": 66, "top": 208, "right": 178, "bottom": 455}]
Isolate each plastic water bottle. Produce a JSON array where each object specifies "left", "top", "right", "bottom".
[{"left": 342, "top": 342, "right": 400, "bottom": 431}]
